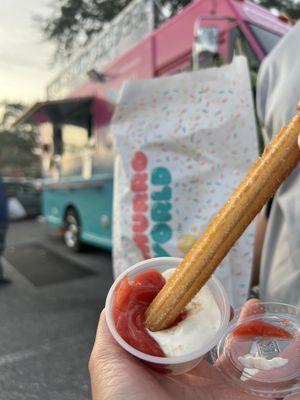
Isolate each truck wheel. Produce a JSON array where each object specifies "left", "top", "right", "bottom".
[{"left": 64, "top": 209, "right": 81, "bottom": 252}]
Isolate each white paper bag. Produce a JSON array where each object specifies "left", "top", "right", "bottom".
[{"left": 112, "top": 56, "right": 258, "bottom": 308}]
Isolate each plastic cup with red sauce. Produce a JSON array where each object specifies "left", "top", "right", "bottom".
[
  {"left": 211, "top": 301, "right": 300, "bottom": 398},
  {"left": 105, "top": 257, "right": 230, "bottom": 375}
]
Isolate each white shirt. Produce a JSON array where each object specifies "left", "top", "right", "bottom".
[{"left": 256, "top": 23, "right": 300, "bottom": 306}]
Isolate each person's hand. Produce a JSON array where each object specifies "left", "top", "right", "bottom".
[{"left": 89, "top": 300, "right": 262, "bottom": 400}]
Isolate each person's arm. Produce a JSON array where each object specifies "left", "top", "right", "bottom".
[
  {"left": 252, "top": 132, "right": 300, "bottom": 289},
  {"left": 251, "top": 211, "right": 267, "bottom": 287}
]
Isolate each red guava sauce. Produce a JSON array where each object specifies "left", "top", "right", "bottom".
[
  {"left": 232, "top": 320, "right": 292, "bottom": 339},
  {"left": 113, "top": 269, "right": 166, "bottom": 357},
  {"left": 113, "top": 269, "right": 188, "bottom": 357}
]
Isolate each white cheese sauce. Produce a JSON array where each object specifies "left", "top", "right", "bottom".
[
  {"left": 238, "top": 353, "right": 288, "bottom": 371},
  {"left": 147, "top": 268, "right": 221, "bottom": 357}
]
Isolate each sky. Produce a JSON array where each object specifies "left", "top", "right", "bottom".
[{"left": 0, "top": 0, "right": 60, "bottom": 105}]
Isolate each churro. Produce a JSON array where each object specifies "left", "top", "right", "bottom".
[{"left": 145, "top": 114, "right": 300, "bottom": 332}]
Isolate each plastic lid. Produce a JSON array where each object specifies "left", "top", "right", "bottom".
[{"left": 211, "top": 302, "right": 300, "bottom": 398}]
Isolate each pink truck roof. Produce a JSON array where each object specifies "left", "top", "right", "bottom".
[
  {"left": 19, "top": 0, "right": 291, "bottom": 128},
  {"left": 71, "top": 0, "right": 290, "bottom": 102}
]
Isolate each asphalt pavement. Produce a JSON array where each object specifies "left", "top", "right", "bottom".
[{"left": 0, "top": 219, "right": 113, "bottom": 400}]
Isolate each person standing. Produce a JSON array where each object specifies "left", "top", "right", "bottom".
[
  {"left": 254, "top": 22, "right": 300, "bottom": 306},
  {"left": 0, "top": 176, "right": 11, "bottom": 285}
]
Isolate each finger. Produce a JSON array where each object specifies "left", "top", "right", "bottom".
[
  {"left": 236, "top": 299, "right": 263, "bottom": 323},
  {"left": 89, "top": 310, "right": 128, "bottom": 400},
  {"left": 91, "top": 310, "right": 121, "bottom": 356},
  {"left": 213, "top": 299, "right": 264, "bottom": 383},
  {"left": 91, "top": 309, "right": 175, "bottom": 374},
  {"left": 298, "top": 133, "right": 300, "bottom": 149},
  {"left": 217, "top": 299, "right": 263, "bottom": 365},
  {"left": 90, "top": 309, "right": 143, "bottom": 368},
  {"left": 230, "top": 299, "right": 264, "bottom": 359},
  {"left": 89, "top": 310, "right": 153, "bottom": 400},
  {"left": 188, "top": 359, "right": 223, "bottom": 380}
]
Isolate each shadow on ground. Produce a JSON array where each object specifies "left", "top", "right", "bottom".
[{"left": 0, "top": 219, "right": 113, "bottom": 400}]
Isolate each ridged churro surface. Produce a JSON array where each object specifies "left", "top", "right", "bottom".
[{"left": 145, "top": 115, "right": 300, "bottom": 332}]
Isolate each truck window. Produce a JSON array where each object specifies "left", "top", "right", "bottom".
[
  {"left": 230, "top": 28, "right": 260, "bottom": 73},
  {"left": 247, "top": 23, "right": 282, "bottom": 54},
  {"left": 62, "top": 125, "right": 89, "bottom": 156},
  {"left": 230, "top": 27, "right": 264, "bottom": 152}
]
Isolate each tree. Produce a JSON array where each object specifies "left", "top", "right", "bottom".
[
  {"left": 37, "top": 0, "right": 192, "bottom": 60},
  {"left": 256, "top": 0, "right": 300, "bottom": 20},
  {"left": 39, "top": 0, "right": 300, "bottom": 61},
  {"left": 0, "top": 103, "right": 40, "bottom": 178}
]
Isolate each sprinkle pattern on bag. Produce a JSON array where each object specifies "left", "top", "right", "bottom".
[{"left": 112, "top": 57, "right": 258, "bottom": 308}]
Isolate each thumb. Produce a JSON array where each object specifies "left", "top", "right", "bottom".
[
  {"left": 89, "top": 309, "right": 138, "bottom": 370},
  {"left": 216, "top": 299, "right": 262, "bottom": 367},
  {"left": 89, "top": 310, "right": 153, "bottom": 400}
]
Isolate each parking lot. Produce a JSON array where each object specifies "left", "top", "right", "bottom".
[{"left": 0, "top": 219, "right": 113, "bottom": 400}]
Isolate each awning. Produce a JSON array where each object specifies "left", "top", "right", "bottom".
[{"left": 14, "top": 97, "right": 94, "bottom": 128}]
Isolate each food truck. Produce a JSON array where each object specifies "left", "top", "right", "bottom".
[{"left": 18, "top": 0, "right": 291, "bottom": 251}]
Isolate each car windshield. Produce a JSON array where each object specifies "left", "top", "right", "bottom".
[{"left": 247, "top": 23, "right": 282, "bottom": 54}]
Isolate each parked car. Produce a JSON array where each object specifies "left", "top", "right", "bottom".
[{"left": 3, "top": 178, "right": 42, "bottom": 219}]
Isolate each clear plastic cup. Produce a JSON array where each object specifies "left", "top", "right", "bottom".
[
  {"left": 211, "top": 302, "right": 300, "bottom": 398},
  {"left": 105, "top": 256, "right": 230, "bottom": 375}
]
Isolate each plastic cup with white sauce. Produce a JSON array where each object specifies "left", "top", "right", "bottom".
[
  {"left": 211, "top": 302, "right": 300, "bottom": 398},
  {"left": 105, "top": 257, "right": 230, "bottom": 375}
]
